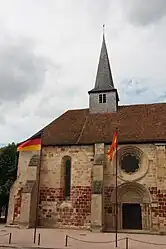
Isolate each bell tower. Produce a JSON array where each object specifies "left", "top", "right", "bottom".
[{"left": 88, "top": 34, "right": 119, "bottom": 113}]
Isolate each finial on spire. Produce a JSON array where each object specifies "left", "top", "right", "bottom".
[{"left": 103, "top": 24, "right": 105, "bottom": 36}]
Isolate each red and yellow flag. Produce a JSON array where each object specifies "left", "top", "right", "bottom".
[
  {"left": 107, "top": 131, "right": 117, "bottom": 160},
  {"left": 17, "top": 138, "right": 41, "bottom": 151}
]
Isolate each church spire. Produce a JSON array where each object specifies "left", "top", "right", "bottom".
[
  {"left": 88, "top": 31, "right": 119, "bottom": 113},
  {"left": 89, "top": 33, "right": 115, "bottom": 93}
]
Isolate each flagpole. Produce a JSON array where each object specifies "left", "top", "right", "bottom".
[
  {"left": 33, "top": 132, "right": 43, "bottom": 244},
  {"left": 115, "top": 128, "right": 118, "bottom": 248}
]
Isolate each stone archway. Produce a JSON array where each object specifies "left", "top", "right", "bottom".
[{"left": 110, "top": 182, "right": 151, "bottom": 230}]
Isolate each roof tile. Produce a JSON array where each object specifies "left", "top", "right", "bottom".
[{"left": 35, "top": 102, "right": 166, "bottom": 145}]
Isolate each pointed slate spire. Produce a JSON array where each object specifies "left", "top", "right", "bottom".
[
  {"left": 88, "top": 31, "right": 119, "bottom": 113},
  {"left": 89, "top": 34, "right": 115, "bottom": 93}
]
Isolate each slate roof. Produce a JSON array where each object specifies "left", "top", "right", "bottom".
[
  {"left": 29, "top": 102, "right": 166, "bottom": 145},
  {"left": 88, "top": 34, "right": 115, "bottom": 94}
]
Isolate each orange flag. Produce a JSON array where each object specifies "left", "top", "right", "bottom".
[{"left": 107, "top": 131, "right": 117, "bottom": 160}]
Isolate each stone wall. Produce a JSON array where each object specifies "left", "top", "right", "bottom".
[
  {"left": 38, "top": 145, "right": 93, "bottom": 229},
  {"left": 7, "top": 150, "right": 39, "bottom": 225},
  {"left": 7, "top": 142, "right": 166, "bottom": 233},
  {"left": 89, "top": 91, "right": 118, "bottom": 113},
  {"left": 103, "top": 143, "right": 166, "bottom": 233}
]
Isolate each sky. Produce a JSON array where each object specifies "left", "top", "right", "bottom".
[{"left": 0, "top": 0, "right": 166, "bottom": 144}]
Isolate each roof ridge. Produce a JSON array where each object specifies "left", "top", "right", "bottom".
[
  {"left": 67, "top": 108, "right": 89, "bottom": 112},
  {"left": 119, "top": 102, "right": 166, "bottom": 108}
]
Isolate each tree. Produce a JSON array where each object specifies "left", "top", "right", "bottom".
[{"left": 0, "top": 143, "right": 17, "bottom": 220}]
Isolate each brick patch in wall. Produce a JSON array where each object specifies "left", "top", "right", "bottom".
[
  {"left": 70, "top": 186, "right": 91, "bottom": 226},
  {"left": 38, "top": 186, "right": 91, "bottom": 228},
  {"left": 39, "top": 187, "right": 64, "bottom": 203},
  {"left": 149, "top": 187, "right": 166, "bottom": 219},
  {"left": 13, "top": 188, "right": 23, "bottom": 221}
]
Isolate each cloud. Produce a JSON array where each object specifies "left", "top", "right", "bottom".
[
  {"left": 34, "top": 76, "right": 88, "bottom": 119},
  {"left": 155, "top": 92, "right": 166, "bottom": 102},
  {"left": 121, "top": 0, "right": 166, "bottom": 26},
  {"left": 0, "top": 35, "right": 47, "bottom": 103},
  {"left": 120, "top": 78, "right": 166, "bottom": 104},
  {"left": 84, "top": 0, "right": 111, "bottom": 27},
  {"left": 0, "top": 29, "right": 51, "bottom": 130}
]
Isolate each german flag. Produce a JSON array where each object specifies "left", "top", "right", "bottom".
[
  {"left": 17, "top": 138, "right": 41, "bottom": 151},
  {"left": 107, "top": 131, "right": 117, "bottom": 160}
]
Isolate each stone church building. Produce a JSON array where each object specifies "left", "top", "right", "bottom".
[{"left": 7, "top": 35, "right": 166, "bottom": 233}]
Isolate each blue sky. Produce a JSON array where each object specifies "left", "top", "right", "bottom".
[{"left": 0, "top": 0, "right": 166, "bottom": 143}]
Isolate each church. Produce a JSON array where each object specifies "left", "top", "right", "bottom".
[{"left": 7, "top": 34, "right": 166, "bottom": 234}]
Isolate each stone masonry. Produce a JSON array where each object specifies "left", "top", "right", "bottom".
[
  {"left": 7, "top": 150, "right": 40, "bottom": 226},
  {"left": 7, "top": 142, "right": 166, "bottom": 234},
  {"left": 38, "top": 145, "right": 93, "bottom": 229},
  {"left": 103, "top": 143, "right": 166, "bottom": 233}
]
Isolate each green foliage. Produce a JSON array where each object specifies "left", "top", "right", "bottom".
[{"left": 0, "top": 143, "right": 17, "bottom": 206}]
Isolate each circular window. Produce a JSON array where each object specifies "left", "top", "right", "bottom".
[
  {"left": 120, "top": 153, "right": 140, "bottom": 174},
  {"left": 117, "top": 146, "right": 146, "bottom": 181}
]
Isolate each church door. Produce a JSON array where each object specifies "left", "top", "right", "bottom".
[{"left": 122, "top": 203, "right": 142, "bottom": 229}]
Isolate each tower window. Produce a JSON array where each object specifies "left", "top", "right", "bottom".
[
  {"left": 64, "top": 158, "right": 71, "bottom": 199},
  {"left": 99, "top": 94, "right": 106, "bottom": 103},
  {"left": 103, "top": 94, "right": 106, "bottom": 103},
  {"left": 99, "top": 94, "right": 102, "bottom": 103}
]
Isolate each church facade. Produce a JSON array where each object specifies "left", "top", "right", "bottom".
[{"left": 7, "top": 35, "right": 166, "bottom": 233}]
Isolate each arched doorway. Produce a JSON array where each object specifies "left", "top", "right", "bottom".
[{"left": 111, "top": 182, "right": 151, "bottom": 230}]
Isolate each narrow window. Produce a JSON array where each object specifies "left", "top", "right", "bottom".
[
  {"left": 64, "top": 158, "right": 71, "bottom": 199},
  {"left": 103, "top": 94, "right": 106, "bottom": 103},
  {"left": 99, "top": 94, "right": 102, "bottom": 103},
  {"left": 99, "top": 94, "right": 106, "bottom": 103}
]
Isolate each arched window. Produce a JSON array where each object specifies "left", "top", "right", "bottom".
[{"left": 64, "top": 157, "right": 71, "bottom": 199}]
